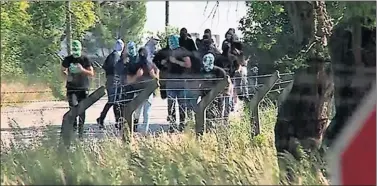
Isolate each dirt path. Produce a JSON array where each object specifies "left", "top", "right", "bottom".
[{"left": 1, "top": 97, "right": 170, "bottom": 129}]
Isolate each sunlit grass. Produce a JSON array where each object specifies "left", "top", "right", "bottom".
[{"left": 0, "top": 103, "right": 328, "bottom": 185}]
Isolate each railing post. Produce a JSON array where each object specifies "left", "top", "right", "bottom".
[
  {"left": 277, "top": 81, "right": 294, "bottom": 109},
  {"left": 121, "top": 79, "right": 159, "bottom": 143},
  {"left": 248, "top": 71, "right": 280, "bottom": 137},
  {"left": 61, "top": 86, "right": 106, "bottom": 146},
  {"left": 195, "top": 78, "right": 229, "bottom": 136}
]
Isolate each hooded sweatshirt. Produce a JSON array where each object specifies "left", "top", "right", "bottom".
[{"left": 103, "top": 39, "right": 125, "bottom": 88}]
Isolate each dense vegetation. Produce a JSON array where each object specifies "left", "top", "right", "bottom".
[
  {"left": 239, "top": 1, "right": 375, "bottom": 74},
  {"left": 238, "top": 1, "right": 375, "bottom": 182},
  {"left": 1, "top": 1, "right": 147, "bottom": 98}
]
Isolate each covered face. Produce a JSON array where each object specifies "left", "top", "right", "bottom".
[
  {"left": 204, "top": 28, "right": 211, "bottom": 35},
  {"left": 138, "top": 47, "right": 147, "bottom": 57},
  {"left": 202, "top": 53, "right": 215, "bottom": 72},
  {"left": 114, "top": 39, "right": 125, "bottom": 53},
  {"left": 145, "top": 38, "right": 159, "bottom": 57},
  {"left": 168, "top": 35, "right": 180, "bottom": 50},
  {"left": 127, "top": 41, "right": 137, "bottom": 57},
  {"left": 225, "top": 31, "right": 233, "bottom": 40},
  {"left": 72, "top": 40, "right": 82, "bottom": 58},
  {"left": 180, "top": 28, "right": 188, "bottom": 38}
]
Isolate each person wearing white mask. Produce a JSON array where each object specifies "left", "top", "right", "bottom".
[{"left": 97, "top": 39, "right": 125, "bottom": 129}]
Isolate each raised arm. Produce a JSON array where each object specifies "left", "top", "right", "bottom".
[
  {"left": 148, "top": 62, "right": 160, "bottom": 79},
  {"left": 169, "top": 56, "right": 192, "bottom": 68},
  {"left": 80, "top": 57, "right": 95, "bottom": 77},
  {"left": 61, "top": 57, "right": 69, "bottom": 78}
]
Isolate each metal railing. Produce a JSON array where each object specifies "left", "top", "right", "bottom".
[{"left": 1, "top": 70, "right": 294, "bottom": 145}]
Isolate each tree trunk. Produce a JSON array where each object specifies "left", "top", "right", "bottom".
[
  {"left": 65, "top": 1, "right": 72, "bottom": 55},
  {"left": 274, "top": 1, "right": 333, "bottom": 183},
  {"left": 325, "top": 17, "right": 376, "bottom": 146}
]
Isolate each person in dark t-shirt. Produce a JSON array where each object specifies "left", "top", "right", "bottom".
[
  {"left": 152, "top": 47, "right": 170, "bottom": 99},
  {"left": 164, "top": 34, "right": 194, "bottom": 132},
  {"left": 61, "top": 40, "right": 94, "bottom": 134},
  {"left": 132, "top": 47, "right": 160, "bottom": 134},
  {"left": 199, "top": 53, "right": 232, "bottom": 132}
]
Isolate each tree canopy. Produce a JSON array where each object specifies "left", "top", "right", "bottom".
[
  {"left": 1, "top": 1, "right": 147, "bottom": 97},
  {"left": 239, "top": 1, "right": 376, "bottom": 74}
]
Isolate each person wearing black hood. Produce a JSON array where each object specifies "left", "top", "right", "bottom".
[
  {"left": 221, "top": 30, "right": 234, "bottom": 56},
  {"left": 96, "top": 39, "right": 126, "bottom": 129},
  {"left": 179, "top": 27, "right": 197, "bottom": 52},
  {"left": 203, "top": 29, "right": 215, "bottom": 45},
  {"left": 198, "top": 28, "right": 221, "bottom": 58}
]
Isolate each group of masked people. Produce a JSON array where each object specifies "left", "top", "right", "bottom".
[
  {"left": 96, "top": 39, "right": 160, "bottom": 134},
  {"left": 154, "top": 27, "right": 249, "bottom": 133},
  {"left": 61, "top": 27, "right": 250, "bottom": 136},
  {"left": 153, "top": 27, "right": 249, "bottom": 132}
]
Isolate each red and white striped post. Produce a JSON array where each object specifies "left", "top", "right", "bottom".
[{"left": 328, "top": 84, "right": 376, "bottom": 185}]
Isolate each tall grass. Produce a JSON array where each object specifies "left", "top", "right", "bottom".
[
  {"left": 1, "top": 82, "right": 54, "bottom": 107},
  {"left": 0, "top": 103, "right": 328, "bottom": 185}
]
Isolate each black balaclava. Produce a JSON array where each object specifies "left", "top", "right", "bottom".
[
  {"left": 204, "top": 29, "right": 211, "bottom": 37},
  {"left": 180, "top": 27, "right": 188, "bottom": 39},
  {"left": 225, "top": 30, "right": 233, "bottom": 41}
]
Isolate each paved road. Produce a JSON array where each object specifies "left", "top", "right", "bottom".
[
  {"left": 1, "top": 95, "right": 243, "bottom": 146},
  {"left": 1, "top": 98, "right": 171, "bottom": 143},
  {"left": 1, "top": 98, "right": 169, "bottom": 128}
]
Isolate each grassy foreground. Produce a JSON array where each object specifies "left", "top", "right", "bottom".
[{"left": 1, "top": 104, "right": 326, "bottom": 185}]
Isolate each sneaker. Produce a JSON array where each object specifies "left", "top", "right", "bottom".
[
  {"left": 230, "top": 105, "right": 235, "bottom": 112},
  {"left": 167, "top": 115, "right": 176, "bottom": 123},
  {"left": 78, "top": 123, "right": 84, "bottom": 137},
  {"left": 178, "top": 123, "right": 185, "bottom": 132},
  {"left": 168, "top": 125, "right": 177, "bottom": 133},
  {"left": 96, "top": 118, "right": 105, "bottom": 129},
  {"left": 133, "top": 119, "right": 139, "bottom": 132},
  {"left": 73, "top": 123, "right": 78, "bottom": 131}
]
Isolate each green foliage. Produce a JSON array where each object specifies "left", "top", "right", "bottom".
[
  {"left": 239, "top": 1, "right": 376, "bottom": 74},
  {"left": 155, "top": 26, "right": 180, "bottom": 48},
  {"left": 1, "top": 2, "right": 31, "bottom": 80},
  {"left": 1, "top": 1, "right": 145, "bottom": 98},
  {"left": 22, "top": 2, "right": 65, "bottom": 74},
  {"left": 71, "top": 1, "right": 97, "bottom": 39},
  {"left": 239, "top": 1, "right": 301, "bottom": 74},
  {"left": 19, "top": 1, "right": 96, "bottom": 96},
  {"left": 83, "top": 1, "right": 147, "bottom": 57},
  {"left": 327, "top": 2, "right": 376, "bottom": 28}
]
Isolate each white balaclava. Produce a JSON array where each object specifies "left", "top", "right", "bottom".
[{"left": 114, "top": 39, "right": 125, "bottom": 55}]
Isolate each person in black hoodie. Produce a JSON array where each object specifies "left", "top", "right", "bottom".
[
  {"left": 179, "top": 27, "right": 197, "bottom": 52},
  {"left": 96, "top": 39, "right": 125, "bottom": 128},
  {"left": 165, "top": 34, "right": 196, "bottom": 132}
]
